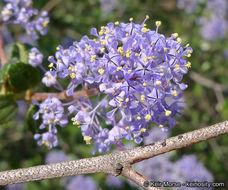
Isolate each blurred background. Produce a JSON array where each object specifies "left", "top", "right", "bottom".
[{"left": 0, "top": 0, "right": 228, "bottom": 189}]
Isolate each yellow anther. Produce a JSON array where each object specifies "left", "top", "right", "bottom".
[
  {"left": 126, "top": 33, "right": 129, "bottom": 37},
  {"left": 71, "top": 118, "right": 75, "bottom": 121},
  {"left": 141, "top": 128, "right": 146, "bottom": 133},
  {"left": 173, "top": 33, "right": 178, "bottom": 38},
  {"left": 187, "top": 50, "right": 192, "bottom": 54},
  {"left": 73, "top": 121, "right": 80, "bottom": 125},
  {"left": 141, "top": 95, "right": 145, "bottom": 102},
  {"left": 185, "top": 61, "right": 191, "bottom": 69},
  {"left": 126, "top": 50, "right": 131, "bottom": 58},
  {"left": 56, "top": 47, "right": 60, "bottom": 50},
  {"left": 3, "top": 10, "right": 12, "bottom": 15},
  {"left": 137, "top": 116, "right": 141, "bottom": 120},
  {"left": 63, "top": 50, "right": 67, "bottom": 54},
  {"left": 70, "top": 73, "right": 76, "bottom": 79},
  {"left": 135, "top": 100, "right": 139, "bottom": 104},
  {"left": 42, "top": 21, "right": 49, "bottom": 27},
  {"left": 187, "top": 54, "right": 191, "bottom": 57},
  {"left": 99, "top": 31, "right": 103, "bottom": 36},
  {"left": 119, "top": 98, "right": 124, "bottom": 102},
  {"left": 104, "top": 30, "right": 111, "bottom": 34},
  {"left": 84, "top": 136, "right": 92, "bottom": 144},
  {"left": 159, "top": 124, "right": 164, "bottom": 128},
  {"left": 42, "top": 141, "right": 50, "bottom": 147},
  {"left": 185, "top": 43, "right": 190, "bottom": 47},
  {"left": 125, "top": 98, "right": 129, "bottom": 102},
  {"left": 48, "top": 119, "right": 52, "bottom": 124},
  {"left": 116, "top": 86, "right": 120, "bottom": 89},
  {"left": 48, "top": 63, "right": 54, "bottom": 67},
  {"left": 156, "top": 81, "right": 162, "bottom": 85},
  {"left": 143, "top": 83, "right": 147, "bottom": 87},
  {"left": 57, "top": 59, "right": 61, "bottom": 63},
  {"left": 128, "top": 69, "right": 132, "bottom": 73},
  {"left": 173, "top": 90, "right": 178, "bottom": 97},
  {"left": 160, "top": 73, "right": 164, "bottom": 76},
  {"left": 116, "top": 66, "right": 122, "bottom": 71},
  {"left": 148, "top": 56, "right": 154, "bottom": 59},
  {"left": 164, "top": 47, "right": 167, "bottom": 52},
  {"left": 90, "top": 55, "right": 96, "bottom": 62},
  {"left": 125, "top": 126, "right": 130, "bottom": 130},
  {"left": 135, "top": 53, "right": 139, "bottom": 56},
  {"left": 146, "top": 15, "right": 150, "bottom": 19},
  {"left": 177, "top": 37, "right": 182, "bottom": 43},
  {"left": 105, "top": 36, "right": 109, "bottom": 40},
  {"left": 101, "top": 40, "right": 106, "bottom": 46},
  {"left": 175, "top": 64, "right": 180, "bottom": 70},
  {"left": 112, "top": 30, "right": 116, "bottom": 34},
  {"left": 119, "top": 103, "right": 122, "bottom": 107},
  {"left": 151, "top": 41, "right": 155, "bottom": 45},
  {"left": 155, "top": 21, "right": 162, "bottom": 27},
  {"left": 145, "top": 114, "right": 151, "bottom": 121},
  {"left": 48, "top": 56, "right": 53, "bottom": 59},
  {"left": 98, "top": 68, "right": 104, "bottom": 75},
  {"left": 165, "top": 110, "right": 172, "bottom": 116},
  {"left": 144, "top": 58, "right": 148, "bottom": 62},
  {"left": 129, "top": 17, "right": 133, "bottom": 22},
  {"left": 141, "top": 27, "right": 149, "bottom": 33},
  {"left": 115, "top": 21, "right": 119, "bottom": 25},
  {"left": 101, "top": 47, "right": 105, "bottom": 53}
]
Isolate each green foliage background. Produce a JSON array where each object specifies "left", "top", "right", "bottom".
[{"left": 0, "top": 0, "right": 227, "bottom": 189}]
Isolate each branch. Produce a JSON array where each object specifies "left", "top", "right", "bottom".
[
  {"left": 28, "top": 88, "right": 99, "bottom": 101},
  {"left": 121, "top": 166, "right": 161, "bottom": 190},
  {"left": 0, "top": 24, "right": 8, "bottom": 66},
  {"left": 0, "top": 120, "right": 227, "bottom": 189}
]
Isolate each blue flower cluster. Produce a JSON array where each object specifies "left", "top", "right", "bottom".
[
  {"left": 178, "top": 0, "right": 227, "bottom": 41},
  {"left": 1, "top": 0, "right": 49, "bottom": 39},
  {"left": 33, "top": 96, "right": 68, "bottom": 149},
  {"left": 33, "top": 17, "right": 192, "bottom": 153}
]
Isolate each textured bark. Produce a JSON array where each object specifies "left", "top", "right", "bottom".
[{"left": 0, "top": 120, "right": 227, "bottom": 189}]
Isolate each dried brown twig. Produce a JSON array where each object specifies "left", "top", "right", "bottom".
[{"left": 0, "top": 120, "right": 227, "bottom": 189}]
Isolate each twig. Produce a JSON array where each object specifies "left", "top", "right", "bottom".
[
  {"left": 38, "top": 0, "right": 61, "bottom": 16},
  {"left": 121, "top": 166, "right": 161, "bottom": 190},
  {"left": 0, "top": 24, "right": 8, "bottom": 66},
  {"left": 0, "top": 120, "right": 227, "bottom": 189},
  {"left": 28, "top": 88, "right": 99, "bottom": 101},
  {"left": 190, "top": 72, "right": 227, "bottom": 108}
]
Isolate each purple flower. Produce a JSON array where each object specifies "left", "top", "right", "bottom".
[
  {"left": 43, "top": 18, "right": 192, "bottom": 153},
  {"left": 33, "top": 96, "right": 68, "bottom": 149},
  {"left": 45, "top": 150, "right": 70, "bottom": 164},
  {"left": 177, "top": 0, "right": 202, "bottom": 14},
  {"left": 29, "top": 47, "right": 43, "bottom": 67},
  {"left": 42, "top": 71, "right": 57, "bottom": 87},
  {"left": 67, "top": 175, "right": 98, "bottom": 190},
  {"left": 106, "top": 174, "right": 123, "bottom": 188},
  {"left": 178, "top": 0, "right": 228, "bottom": 41},
  {"left": 6, "top": 183, "right": 24, "bottom": 190},
  {"left": 1, "top": 0, "right": 49, "bottom": 39}
]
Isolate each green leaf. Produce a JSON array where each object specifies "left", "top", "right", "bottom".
[
  {"left": 8, "top": 62, "right": 40, "bottom": 91},
  {"left": 6, "top": 43, "right": 32, "bottom": 63},
  {"left": 26, "top": 105, "right": 41, "bottom": 134},
  {"left": 0, "top": 93, "right": 18, "bottom": 125},
  {"left": 0, "top": 61, "right": 11, "bottom": 86}
]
